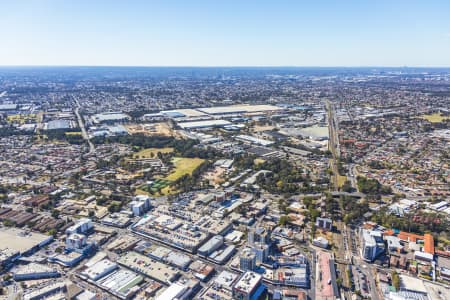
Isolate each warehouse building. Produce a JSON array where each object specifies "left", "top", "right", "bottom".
[
  {"left": 91, "top": 112, "right": 130, "bottom": 124},
  {"left": 178, "top": 119, "right": 231, "bottom": 129}
]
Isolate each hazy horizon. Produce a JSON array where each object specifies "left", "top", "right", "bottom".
[{"left": 1, "top": 1, "right": 450, "bottom": 67}]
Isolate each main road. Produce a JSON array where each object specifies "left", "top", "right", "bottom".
[{"left": 74, "top": 103, "right": 95, "bottom": 155}]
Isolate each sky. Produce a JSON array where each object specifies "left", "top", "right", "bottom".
[{"left": 1, "top": 0, "right": 450, "bottom": 67}]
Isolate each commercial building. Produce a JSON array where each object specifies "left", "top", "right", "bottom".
[
  {"left": 66, "top": 233, "right": 88, "bottom": 251},
  {"left": 200, "top": 270, "right": 237, "bottom": 300},
  {"left": 361, "top": 229, "right": 385, "bottom": 262},
  {"left": 198, "top": 235, "right": 224, "bottom": 257},
  {"left": 233, "top": 271, "right": 265, "bottom": 300},
  {"left": 252, "top": 243, "right": 270, "bottom": 263},
  {"left": 129, "top": 195, "right": 151, "bottom": 216},
  {"left": 155, "top": 278, "right": 200, "bottom": 300},
  {"left": 313, "top": 236, "right": 329, "bottom": 249},
  {"left": 117, "top": 251, "right": 179, "bottom": 284},
  {"left": 248, "top": 227, "right": 271, "bottom": 245},
  {"left": 23, "top": 281, "right": 68, "bottom": 300},
  {"left": 274, "top": 267, "right": 309, "bottom": 288},
  {"left": 96, "top": 268, "right": 143, "bottom": 299},
  {"left": 315, "top": 217, "right": 333, "bottom": 231},
  {"left": 131, "top": 214, "right": 209, "bottom": 253},
  {"left": 12, "top": 263, "right": 60, "bottom": 281},
  {"left": 81, "top": 259, "right": 118, "bottom": 281},
  {"left": 240, "top": 248, "right": 257, "bottom": 271},
  {"left": 66, "top": 218, "right": 93, "bottom": 235},
  {"left": 0, "top": 228, "right": 53, "bottom": 267},
  {"left": 209, "top": 245, "right": 236, "bottom": 264}
]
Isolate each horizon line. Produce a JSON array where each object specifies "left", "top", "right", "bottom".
[{"left": 1, "top": 64, "right": 450, "bottom": 69}]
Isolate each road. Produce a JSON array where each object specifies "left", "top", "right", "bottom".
[
  {"left": 326, "top": 100, "right": 340, "bottom": 191},
  {"left": 74, "top": 103, "right": 95, "bottom": 155}
]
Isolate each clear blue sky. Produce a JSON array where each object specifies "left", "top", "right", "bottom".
[{"left": 1, "top": 0, "right": 450, "bottom": 66}]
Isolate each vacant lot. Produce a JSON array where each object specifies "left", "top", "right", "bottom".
[{"left": 125, "top": 122, "right": 182, "bottom": 138}]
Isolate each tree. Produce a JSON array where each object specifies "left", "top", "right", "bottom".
[
  {"left": 279, "top": 215, "right": 290, "bottom": 226},
  {"left": 47, "top": 229, "right": 57, "bottom": 237},
  {"left": 51, "top": 209, "right": 60, "bottom": 219},
  {"left": 391, "top": 271, "right": 400, "bottom": 290}
]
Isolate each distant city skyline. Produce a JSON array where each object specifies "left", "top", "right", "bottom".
[{"left": 1, "top": 0, "right": 450, "bottom": 67}]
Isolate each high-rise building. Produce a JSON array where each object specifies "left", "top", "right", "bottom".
[
  {"left": 252, "top": 243, "right": 269, "bottom": 263},
  {"left": 240, "top": 248, "right": 257, "bottom": 271},
  {"left": 361, "top": 229, "right": 385, "bottom": 262},
  {"left": 248, "top": 226, "right": 271, "bottom": 245}
]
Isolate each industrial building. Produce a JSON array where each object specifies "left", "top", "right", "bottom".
[
  {"left": 46, "top": 119, "right": 73, "bottom": 130},
  {"left": 178, "top": 119, "right": 231, "bottom": 129},
  {"left": 91, "top": 112, "right": 130, "bottom": 124},
  {"left": 236, "top": 134, "right": 274, "bottom": 146},
  {"left": 197, "top": 104, "right": 281, "bottom": 115}
]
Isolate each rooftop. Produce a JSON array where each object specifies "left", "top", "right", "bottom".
[{"left": 234, "top": 271, "right": 262, "bottom": 294}]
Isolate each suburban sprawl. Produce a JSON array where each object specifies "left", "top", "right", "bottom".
[{"left": 0, "top": 67, "right": 449, "bottom": 300}]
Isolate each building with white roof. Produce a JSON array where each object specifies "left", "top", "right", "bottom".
[
  {"left": 81, "top": 259, "right": 118, "bottom": 281},
  {"left": 233, "top": 271, "right": 265, "bottom": 300}
]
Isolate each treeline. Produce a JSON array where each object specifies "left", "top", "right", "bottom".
[
  {"left": 255, "top": 158, "right": 324, "bottom": 195},
  {"left": 0, "top": 126, "right": 33, "bottom": 137},
  {"left": 172, "top": 160, "right": 212, "bottom": 192},
  {"left": 371, "top": 207, "right": 449, "bottom": 236},
  {"left": 357, "top": 176, "right": 392, "bottom": 195},
  {"left": 45, "top": 129, "right": 84, "bottom": 144},
  {"left": 92, "top": 134, "right": 224, "bottom": 159}
]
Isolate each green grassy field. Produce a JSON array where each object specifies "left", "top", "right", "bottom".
[
  {"left": 132, "top": 147, "right": 173, "bottom": 159},
  {"left": 421, "top": 113, "right": 448, "bottom": 123},
  {"left": 164, "top": 157, "right": 205, "bottom": 181}
]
